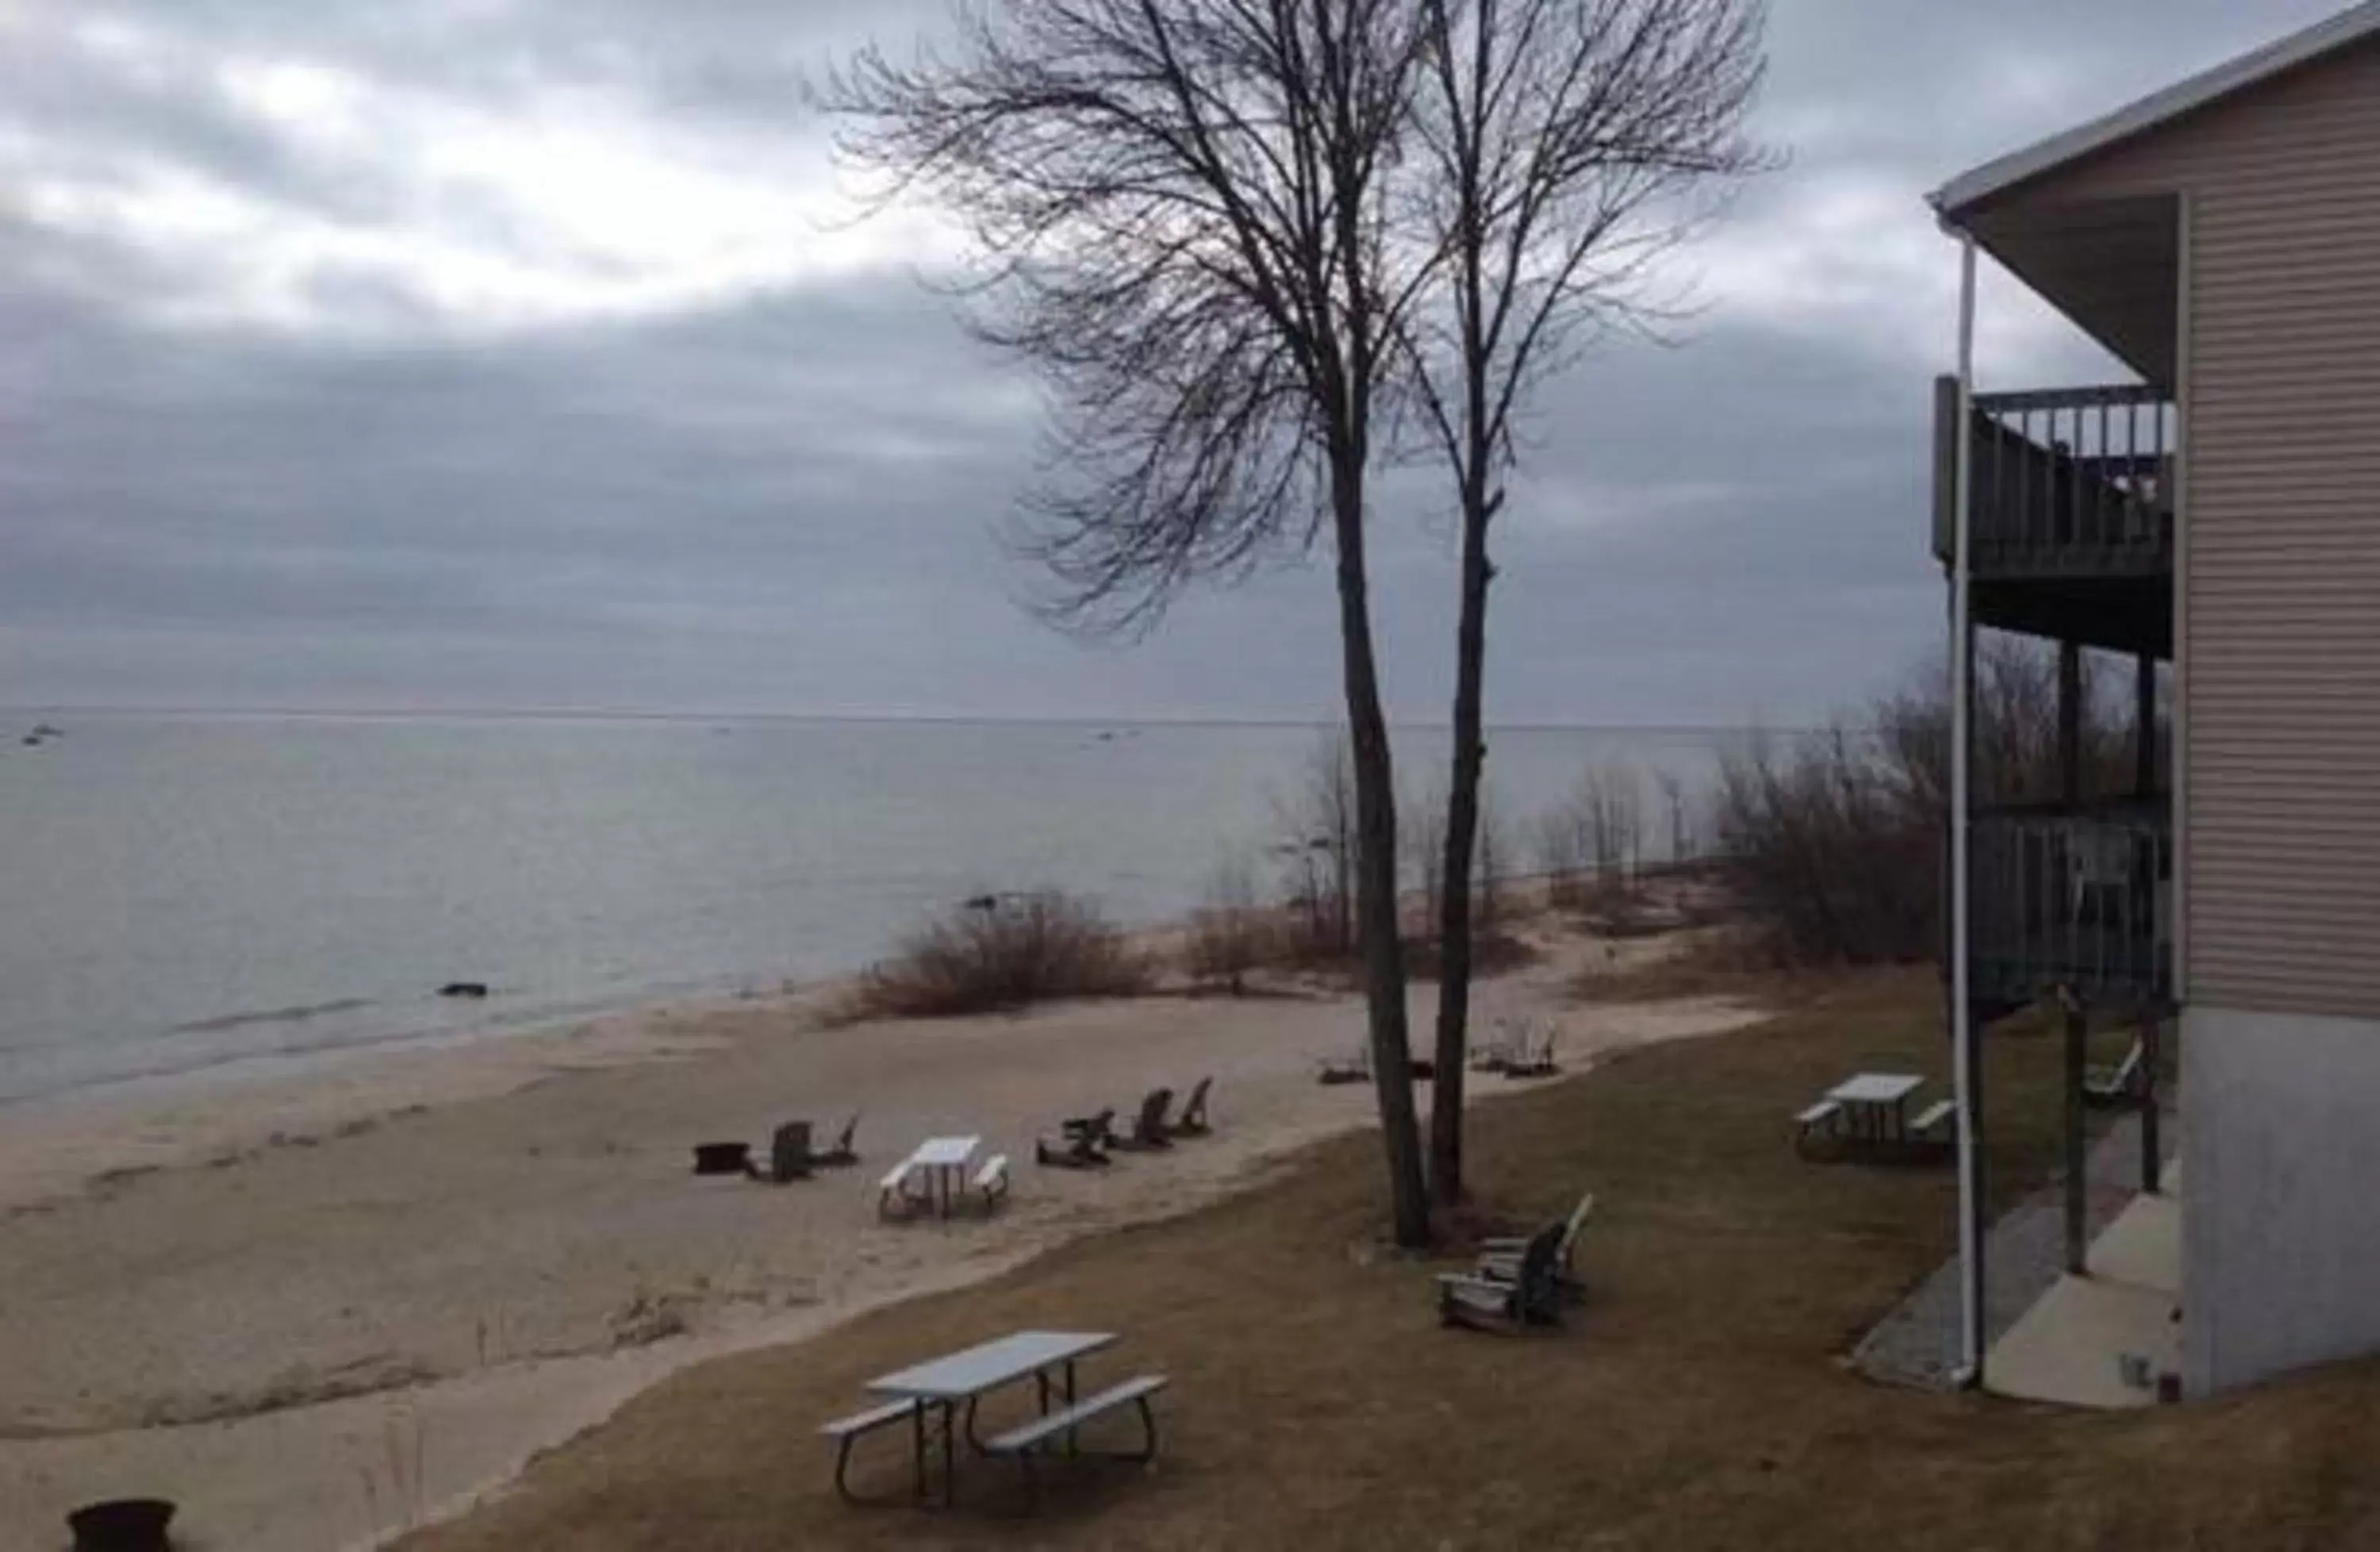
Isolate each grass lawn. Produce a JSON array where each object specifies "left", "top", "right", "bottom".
[{"left": 399, "top": 970, "right": 2380, "bottom": 1550}]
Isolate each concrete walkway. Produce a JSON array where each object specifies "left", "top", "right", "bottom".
[
  {"left": 1852, "top": 1108, "right": 2177, "bottom": 1393},
  {"left": 1985, "top": 1177, "right": 2181, "bottom": 1406}
]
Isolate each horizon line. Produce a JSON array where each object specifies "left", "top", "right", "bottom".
[{"left": 0, "top": 703, "right": 1792, "bottom": 736}]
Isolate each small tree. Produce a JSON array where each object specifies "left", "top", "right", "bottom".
[{"left": 1399, "top": 0, "right": 1770, "bottom": 1204}]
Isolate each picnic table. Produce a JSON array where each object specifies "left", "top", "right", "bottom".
[
  {"left": 865, "top": 1330, "right": 1115, "bottom": 1504},
  {"left": 904, "top": 1134, "right": 981, "bottom": 1217},
  {"left": 1825, "top": 1072, "right": 1925, "bottom": 1146}
]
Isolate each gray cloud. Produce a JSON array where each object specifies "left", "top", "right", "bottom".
[{"left": 0, "top": 0, "right": 2350, "bottom": 723}]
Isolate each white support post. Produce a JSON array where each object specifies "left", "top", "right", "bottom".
[{"left": 1950, "top": 234, "right": 1983, "bottom": 1385}]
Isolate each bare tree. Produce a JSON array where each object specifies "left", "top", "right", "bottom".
[
  {"left": 1653, "top": 766, "right": 1691, "bottom": 864},
  {"left": 1404, "top": 781, "right": 1449, "bottom": 942},
  {"left": 827, "top": 2, "right": 1437, "bottom": 1243},
  {"left": 1534, "top": 791, "right": 1593, "bottom": 903},
  {"left": 1398, "top": 0, "right": 1768, "bottom": 1204},
  {"left": 1275, "top": 729, "right": 1359, "bottom": 956},
  {"left": 1580, "top": 760, "right": 1644, "bottom": 885}
]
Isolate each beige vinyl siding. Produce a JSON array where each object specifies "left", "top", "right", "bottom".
[{"left": 1990, "top": 41, "right": 2380, "bottom": 1016}]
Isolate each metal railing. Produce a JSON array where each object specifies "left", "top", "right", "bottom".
[
  {"left": 1933, "top": 380, "right": 2176, "bottom": 579},
  {"left": 1969, "top": 801, "right": 2171, "bottom": 1008}
]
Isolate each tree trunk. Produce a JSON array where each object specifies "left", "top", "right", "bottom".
[
  {"left": 1430, "top": 475, "right": 1494, "bottom": 1208},
  {"left": 1329, "top": 445, "right": 1429, "bottom": 1249}
]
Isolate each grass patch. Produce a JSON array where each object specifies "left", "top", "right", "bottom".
[
  {"left": 833, "top": 892, "right": 1151, "bottom": 1021},
  {"left": 398, "top": 970, "right": 2380, "bottom": 1552}
]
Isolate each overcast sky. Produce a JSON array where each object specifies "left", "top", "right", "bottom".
[{"left": 0, "top": 0, "right": 2344, "bottom": 724}]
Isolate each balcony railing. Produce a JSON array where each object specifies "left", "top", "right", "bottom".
[
  {"left": 1969, "top": 801, "right": 2171, "bottom": 1009},
  {"left": 1933, "top": 381, "right": 2176, "bottom": 580}
]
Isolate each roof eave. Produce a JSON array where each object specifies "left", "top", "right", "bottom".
[{"left": 1929, "top": 1, "right": 2380, "bottom": 223}]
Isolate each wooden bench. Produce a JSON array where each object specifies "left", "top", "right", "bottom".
[
  {"left": 1910, "top": 1099, "right": 1956, "bottom": 1139},
  {"left": 982, "top": 1375, "right": 1168, "bottom": 1500},
  {"left": 820, "top": 1397, "right": 920, "bottom": 1502}
]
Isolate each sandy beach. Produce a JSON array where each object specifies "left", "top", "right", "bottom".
[{"left": 0, "top": 913, "right": 1760, "bottom": 1551}]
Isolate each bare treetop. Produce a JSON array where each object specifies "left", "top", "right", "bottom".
[
  {"left": 1399, "top": 0, "right": 1769, "bottom": 471},
  {"left": 827, "top": 1, "right": 1434, "bottom": 635}
]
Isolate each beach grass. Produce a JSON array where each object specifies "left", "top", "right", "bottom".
[{"left": 395, "top": 968, "right": 2380, "bottom": 1550}]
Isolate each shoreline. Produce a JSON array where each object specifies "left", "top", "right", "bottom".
[
  {"left": 0, "top": 978, "right": 835, "bottom": 1218},
  {"left": 0, "top": 899, "right": 1760, "bottom": 1552}
]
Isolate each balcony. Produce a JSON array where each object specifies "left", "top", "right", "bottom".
[
  {"left": 1931, "top": 381, "right": 2177, "bottom": 659},
  {"left": 1969, "top": 800, "right": 2172, "bottom": 1012}
]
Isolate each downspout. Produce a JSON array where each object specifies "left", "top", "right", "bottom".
[{"left": 1948, "top": 230, "right": 1983, "bottom": 1385}]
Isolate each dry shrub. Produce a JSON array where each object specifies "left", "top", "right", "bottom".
[
  {"left": 1714, "top": 636, "right": 2161, "bottom": 970},
  {"left": 843, "top": 892, "right": 1150, "bottom": 1020},
  {"left": 1187, "top": 855, "right": 1274, "bottom": 993}
]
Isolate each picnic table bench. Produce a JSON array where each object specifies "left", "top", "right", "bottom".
[
  {"left": 878, "top": 1134, "right": 984, "bottom": 1219},
  {"left": 1796, "top": 1074, "right": 1955, "bottom": 1159},
  {"left": 822, "top": 1329, "right": 1165, "bottom": 1508}
]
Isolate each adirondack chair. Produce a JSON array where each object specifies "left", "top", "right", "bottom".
[
  {"left": 2084, "top": 1040, "right": 2145, "bottom": 1108},
  {"left": 1476, "top": 1192, "right": 1595, "bottom": 1302},
  {"left": 1438, "top": 1220, "right": 1568, "bottom": 1332},
  {"left": 1035, "top": 1123, "right": 1111, "bottom": 1169},
  {"left": 1111, "top": 1087, "right": 1176, "bottom": 1150},
  {"left": 1173, "top": 1077, "right": 1214, "bottom": 1136},
  {"left": 767, "top": 1120, "right": 816, "bottom": 1184},
  {"left": 1502, "top": 1031, "right": 1560, "bottom": 1080},
  {"left": 1062, "top": 1107, "right": 1118, "bottom": 1150},
  {"left": 817, "top": 1112, "right": 861, "bottom": 1167}
]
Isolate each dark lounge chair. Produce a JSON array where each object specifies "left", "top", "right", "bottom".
[
  {"left": 1035, "top": 1133, "right": 1111, "bottom": 1170},
  {"left": 1173, "top": 1078, "right": 1213, "bottom": 1137},
  {"left": 1111, "top": 1087, "right": 1176, "bottom": 1151},
  {"left": 1062, "top": 1107, "right": 1117, "bottom": 1151},
  {"left": 1316, "top": 1047, "right": 1371, "bottom": 1085},
  {"left": 766, "top": 1120, "right": 820, "bottom": 1183},
  {"left": 817, "top": 1112, "right": 861, "bottom": 1167}
]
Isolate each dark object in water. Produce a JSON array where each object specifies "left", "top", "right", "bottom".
[
  {"left": 68, "top": 1497, "right": 175, "bottom": 1552},
  {"left": 693, "top": 1141, "right": 753, "bottom": 1176},
  {"left": 439, "top": 982, "right": 490, "bottom": 998}
]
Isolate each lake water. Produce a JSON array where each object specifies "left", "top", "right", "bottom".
[{"left": 0, "top": 714, "right": 1736, "bottom": 1103}]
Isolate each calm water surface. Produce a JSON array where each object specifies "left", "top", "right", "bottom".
[{"left": 0, "top": 714, "right": 1734, "bottom": 1102}]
